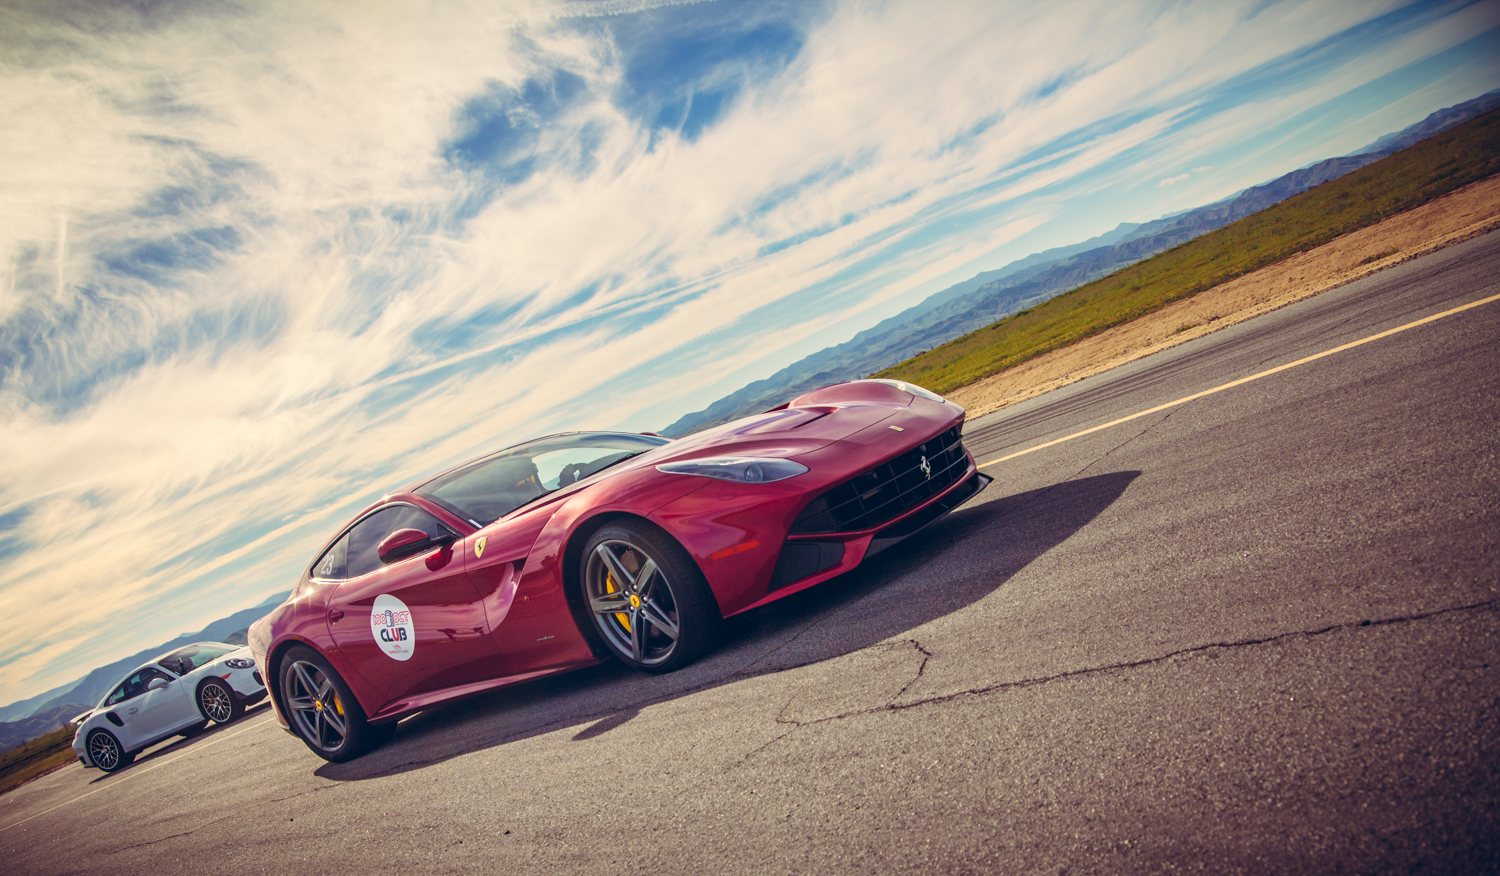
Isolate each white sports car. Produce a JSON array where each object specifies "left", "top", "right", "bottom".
[{"left": 72, "top": 642, "right": 266, "bottom": 773}]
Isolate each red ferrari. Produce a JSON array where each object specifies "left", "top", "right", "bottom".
[{"left": 248, "top": 379, "right": 989, "bottom": 761}]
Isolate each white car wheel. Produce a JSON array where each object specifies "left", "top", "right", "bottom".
[
  {"left": 87, "top": 729, "right": 133, "bottom": 773},
  {"left": 198, "top": 679, "right": 243, "bottom": 725}
]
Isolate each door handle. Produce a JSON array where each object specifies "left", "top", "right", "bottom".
[{"left": 328, "top": 610, "right": 345, "bottom": 623}]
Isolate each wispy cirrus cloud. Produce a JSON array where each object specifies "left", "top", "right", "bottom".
[{"left": 1, "top": 0, "right": 1496, "bottom": 703}]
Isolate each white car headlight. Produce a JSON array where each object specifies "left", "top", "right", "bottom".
[{"left": 656, "top": 457, "right": 808, "bottom": 484}]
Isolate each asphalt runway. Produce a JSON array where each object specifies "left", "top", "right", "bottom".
[{"left": 3, "top": 232, "right": 1497, "bottom": 875}]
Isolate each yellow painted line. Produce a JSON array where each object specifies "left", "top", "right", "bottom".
[
  {"left": 0, "top": 716, "right": 276, "bottom": 834},
  {"left": 979, "top": 292, "right": 1500, "bottom": 468}
]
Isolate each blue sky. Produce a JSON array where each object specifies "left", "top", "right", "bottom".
[{"left": 1, "top": 0, "right": 1497, "bottom": 705}]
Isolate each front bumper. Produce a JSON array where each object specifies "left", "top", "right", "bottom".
[
  {"left": 788, "top": 424, "right": 970, "bottom": 536},
  {"left": 773, "top": 468, "right": 991, "bottom": 588},
  {"left": 654, "top": 399, "right": 990, "bottom": 616},
  {"left": 223, "top": 666, "right": 264, "bottom": 699}
]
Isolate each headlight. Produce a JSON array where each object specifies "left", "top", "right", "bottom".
[
  {"left": 861, "top": 378, "right": 945, "bottom": 403},
  {"left": 656, "top": 457, "right": 808, "bottom": 483},
  {"left": 224, "top": 657, "right": 255, "bottom": 669}
]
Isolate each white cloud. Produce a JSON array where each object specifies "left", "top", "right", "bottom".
[{"left": 1157, "top": 173, "right": 1191, "bottom": 187}]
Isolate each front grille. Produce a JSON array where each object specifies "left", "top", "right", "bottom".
[{"left": 790, "top": 425, "right": 969, "bottom": 535}]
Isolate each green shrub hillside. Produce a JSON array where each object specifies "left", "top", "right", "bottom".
[{"left": 876, "top": 108, "right": 1500, "bottom": 394}]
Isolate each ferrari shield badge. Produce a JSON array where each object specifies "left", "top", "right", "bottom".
[{"left": 475, "top": 536, "right": 487, "bottom": 559}]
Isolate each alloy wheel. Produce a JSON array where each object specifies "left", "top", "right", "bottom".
[
  {"left": 88, "top": 731, "right": 121, "bottom": 772},
  {"left": 584, "top": 538, "right": 682, "bottom": 667},
  {"left": 285, "top": 659, "right": 349, "bottom": 753},
  {"left": 200, "top": 682, "right": 234, "bottom": 724}
]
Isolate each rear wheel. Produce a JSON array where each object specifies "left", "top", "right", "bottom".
[
  {"left": 87, "top": 729, "right": 133, "bottom": 773},
  {"left": 581, "top": 521, "right": 720, "bottom": 674},
  {"left": 279, "top": 645, "right": 392, "bottom": 762},
  {"left": 197, "top": 679, "right": 244, "bottom": 725}
]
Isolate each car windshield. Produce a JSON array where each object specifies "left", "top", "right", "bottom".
[
  {"left": 158, "top": 643, "right": 235, "bottom": 676},
  {"left": 417, "top": 432, "right": 669, "bottom": 527}
]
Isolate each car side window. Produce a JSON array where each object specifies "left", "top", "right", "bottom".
[
  {"left": 345, "top": 505, "right": 452, "bottom": 580},
  {"left": 103, "top": 682, "right": 129, "bottom": 707},
  {"left": 312, "top": 535, "right": 348, "bottom": 580},
  {"left": 103, "top": 667, "right": 174, "bottom": 706}
]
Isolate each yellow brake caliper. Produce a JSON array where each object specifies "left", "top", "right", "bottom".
[{"left": 606, "top": 572, "right": 631, "bottom": 633}]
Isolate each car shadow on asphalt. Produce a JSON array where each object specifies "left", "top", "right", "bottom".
[
  {"left": 84, "top": 702, "right": 274, "bottom": 784},
  {"left": 312, "top": 470, "right": 1140, "bottom": 781}
]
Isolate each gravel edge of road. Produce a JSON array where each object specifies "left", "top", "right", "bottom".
[{"left": 947, "top": 174, "right": 1500, "bottom": 420}]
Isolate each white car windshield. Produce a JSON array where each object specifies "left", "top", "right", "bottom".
[{"left": 158, "top": 643, "right": 235, "bottom": 676}]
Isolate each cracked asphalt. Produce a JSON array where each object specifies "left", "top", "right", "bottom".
[{"left": 2, "top": 233, "right": 1497, "bottom": 875}]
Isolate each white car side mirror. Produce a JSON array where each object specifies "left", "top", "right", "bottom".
[{"left": 146, "top": 677, "right": 170, "bottom": 692}]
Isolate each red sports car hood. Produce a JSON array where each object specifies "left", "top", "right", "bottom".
[
  {"left": 464, "top": 387, "right": 935, "bottom": 520},
  {"left": 490, "top": 400, "right": 910, "bottom": 522},
  {"left": 643, "top": 401, "right": 906, "bottom": 464}
]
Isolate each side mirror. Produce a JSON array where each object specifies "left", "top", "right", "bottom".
[
  {"left": 377, "top": 528, "right": 455, "bottom": 564},
  {"left": 146, "top": 677, "right": 170, "bottom": 692}
]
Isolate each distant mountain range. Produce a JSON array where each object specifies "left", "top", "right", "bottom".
[
  {"left": 662, "top": 88, "right": 1500, "bottom": 437},
  {"left": 0, "top": 592, "right": 290, "bottom": 743},
  {"left": 0, "top": 704, "right": 91, "bottom": 754}
]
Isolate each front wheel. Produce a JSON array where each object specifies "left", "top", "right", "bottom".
[
  {"left": 197, "top": 679, "right": 244, "bottom": 725},
  {"left": 87, "top": 729, "right": 134, "bottom": 773},
  {"left": 581, "top": 520, "right": 720, "bottom": 674},
  {"left": 279, "top": 645, "right": 392, "bottom": 762}
]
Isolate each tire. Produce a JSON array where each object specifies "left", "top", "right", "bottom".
[
  {"left": 87, "top": 729, "right": 134, "bottom": 773},
  {"left": 580, "top": 520, "right": 721, "bottom": 674},
  {"left": 197, "top": 678, "right": 244, "bottom": 725},
  {"left": 278, "top": 645, "right": 393, "bottom": 762}
]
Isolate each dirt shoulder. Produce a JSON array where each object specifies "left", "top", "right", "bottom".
[{"left": 948, "top": 174, "right": 1500, "bottom": 420}]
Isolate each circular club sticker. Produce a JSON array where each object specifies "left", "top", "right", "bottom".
[{"left": 371, "top": 594, "right": 415, "bottom": 661}]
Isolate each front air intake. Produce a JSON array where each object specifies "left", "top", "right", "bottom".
[{"left": 789, "top": 426, "right": 968, "bottom": 535}]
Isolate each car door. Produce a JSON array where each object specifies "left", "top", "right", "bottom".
[
  {"left": 98, "top": 675, "right": 147, "bottom": 750},
  {"left": 323, "top": 502, "right": 500, "bottom": 706},
  {"left": 112, "top": 666, "right": 197, "bottom": 746}
]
